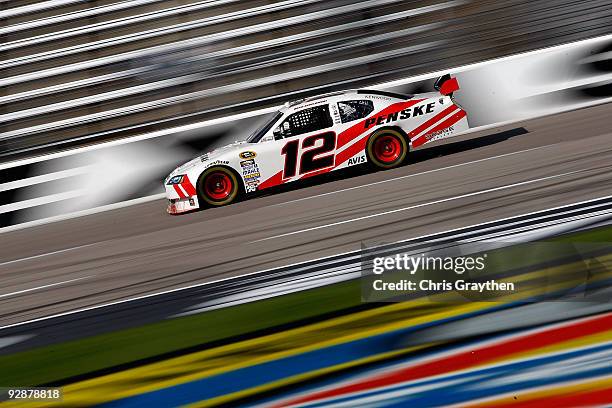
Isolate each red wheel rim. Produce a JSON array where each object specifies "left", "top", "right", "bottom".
[
  {"left": 204, "top": 172, "right": 233, "bottom": 200},
  {"left": 373, "top": 135, "right": 402, "bottom": 163}
]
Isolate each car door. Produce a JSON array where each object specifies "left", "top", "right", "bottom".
[{"left": 255, "top": 103, "right": 336, "bottom": 189}]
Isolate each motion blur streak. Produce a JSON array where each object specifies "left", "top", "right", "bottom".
[
  {"left": 21, "top": 259, "right": 610, "bottom": 407},
  {"left": 2, "top": 0, "right": 612, "bottom": 155},
  {"left": 1, "top": 2, "right": 612, "bottom": 407},
  {"left": 1, "top": 104, "right": 611, "bottom": 327},
  {"left": 262, "top": 314, "right": 612, "bottom": 408},
  {"left": 3, "top": 34, "right": 612, "bottom": 229}
]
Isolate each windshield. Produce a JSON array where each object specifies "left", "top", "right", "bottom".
[{"left": 246, "top": 111, "right": 283, "bottom": 143}]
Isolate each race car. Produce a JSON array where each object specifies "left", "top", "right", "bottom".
[{"left": 165, "top": 74, "right": 468, "bottom": 214}]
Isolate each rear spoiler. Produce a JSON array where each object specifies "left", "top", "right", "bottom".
[{"left": 434, "top": 74, "right": 460, "bottom": 97}]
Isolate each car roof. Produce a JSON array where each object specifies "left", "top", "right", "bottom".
[{"left": 284, "top": 89, "right": 413, "bottom": 112}]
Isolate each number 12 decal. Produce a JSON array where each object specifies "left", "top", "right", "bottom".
[{"left": 281, "top": 132, "right": 336, "bottom": 179}]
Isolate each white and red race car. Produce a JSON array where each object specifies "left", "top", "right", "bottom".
[{"left": 165, "top": 75, "right": 468, "bottom": 214}]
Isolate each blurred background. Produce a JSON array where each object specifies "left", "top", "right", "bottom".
[
  {"left": 1, "top": 2, "right": 612, "bottom": 407},
  {"left": 2, "top": 0, "right": 612, "bottom": 158}
]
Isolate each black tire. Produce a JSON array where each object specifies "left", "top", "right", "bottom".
[
  {"left": 366, "top": 128, "right": 408, "bottom": 169},
  {"left": 197, "top": 166, "right": 240, "bottom": 207}
]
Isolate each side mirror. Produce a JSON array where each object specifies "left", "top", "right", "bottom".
[{"left": 273, "top": 128, "right": 283, "bottom": 141}]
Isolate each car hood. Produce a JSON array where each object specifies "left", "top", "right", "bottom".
[{"left": 166, "top": 140, "right": 249, "bottom": 181}]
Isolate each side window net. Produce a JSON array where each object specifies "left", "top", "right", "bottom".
[
  {"left": 276, "top": 105, "right": 333, "bottom": 138},
  {"left": 338, "top": 100, "right": 374, "bottom": 123}
]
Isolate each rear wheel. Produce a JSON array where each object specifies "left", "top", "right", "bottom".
[
  {"left": 366, "top": 129, "right": 408, "bottom": 169},
  {"left": 197, "top": 166, "right": 240, "bottom": 206}
]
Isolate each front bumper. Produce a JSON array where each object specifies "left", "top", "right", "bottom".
[
  {"left": 167, "top": 196, "right": 199, "bottom": 215},
  {"left": 165, "top": 174, "right": 200, "bottom": 214}
]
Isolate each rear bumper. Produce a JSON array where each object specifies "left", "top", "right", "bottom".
[{"left": 167, "top": 196, "right": 200, "bottom": 215}]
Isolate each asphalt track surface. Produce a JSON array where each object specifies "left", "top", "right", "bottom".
[{"left": 1, "top": 103, "right": 611, "bottom": 328}]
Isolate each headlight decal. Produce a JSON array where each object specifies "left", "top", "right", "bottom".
[
  {"left": 167, "top": 175, "right": 184, "bottom": 185},
  {"left": 168, "top": 174, "right": 197, "bottom": 199}
]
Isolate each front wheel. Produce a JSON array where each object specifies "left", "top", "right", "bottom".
[
  {"left": 366, "top": 129, "right": 408, "bottom": 169},
  {"left": 197, "top": 166, "right": 240, "bottom": 206}
]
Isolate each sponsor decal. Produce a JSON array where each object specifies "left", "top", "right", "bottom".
[
  {"left": 204, "top": 159, "right": 230, "bottom": 168},
  {"left": 245, "top": 178, "right": 259, "bottom": 193},
  {"left": 348, "top": 154, "right": 366, "bottom": 166},
  {"left": 364, "top": 102, "right": 435, "bottom": 129},
  {"left": 412, "top": 108, "right": 466, "bottom": 148},
  {"left": 425, "top": 126, "right": 454, "bottom": 141},
  {"left": 239, "top": 151, "right": 257, "bottom": 159},
  {"left": 241, "top": 158, "right": 261, "bottom": 189},
  {"left": 292, "top": 100, "right": 328, "bottom": 110},
  {"left": 364, "top": 94, "right": 393, "bottom": 101},
  {"left": 242, "top": 164, "right": 260, "bottom": 175},
  {"left": 330, "top": 103, "right": 341, "bottom": 124}
]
